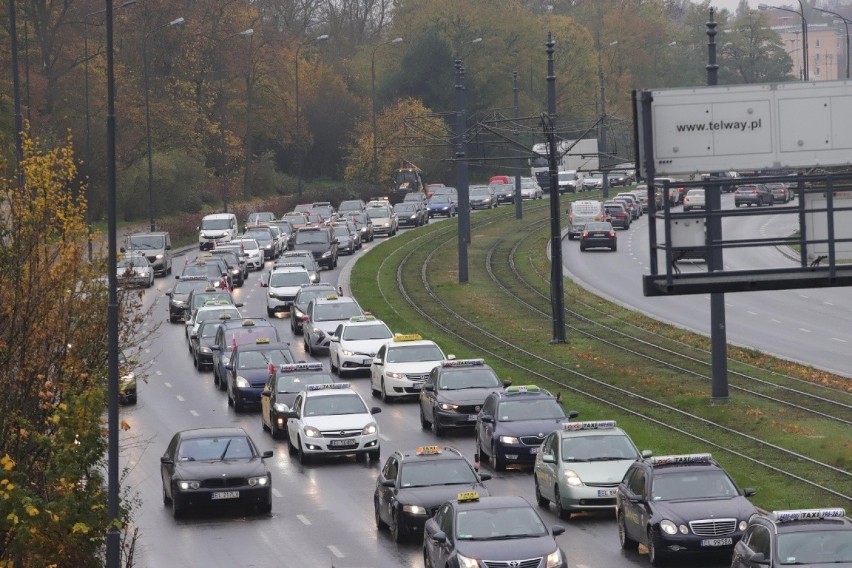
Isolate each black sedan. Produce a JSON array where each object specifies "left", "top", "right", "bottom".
[
  {"left": 189, "top": 320, "right": 223, "bottom": 370},
  {"left": 580, "top": 221, "right": 617, "bottom": 252},
  {"left": 225, "top": 341, "right": 295, "bottom": 412},
  {"left": 260, "top": 362, "right": 335, "bottom": 439},
  {"left": 423, "top": 494, "right": 567, "bottom": 568},
  {"left": 374, "top": 445, "right": 491, "bottom": 542},
  {"left": 166, "top": 277, "right": 211, "bottom": 323},
  {"left": 160, "top": 427, "right": 273, "bottom": 518}
]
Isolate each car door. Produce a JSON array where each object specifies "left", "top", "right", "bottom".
[
  {"left": 329, "top": 324, "right": 344, "bottom": 367},
  {"left": 260, "top": 372, "right": 275, "bottom": 429},
  {"left": 434, "top": 504, "right": 455, "bottom": 566},
  {"left": 621, "top": 467, "right": 648, "bottom": 544},
  {"left": 731, "top": 524, "right": 771, "bottom": 568},
  {"left": 287, "top": 394, "right": 304, "bottom": 441},
  {"left": 421, "top": 367, "right": 439, "bottom": 422},
  {"left": 376, "top": 456, "right": 399, "bottom": 524},
  {"left": 161, "top": 433, "right": 180, "bottom": 498},
  {"left": 371, "top": 345, "right": 387, "bottom": 391},
  {"left": 478, "top": 396, "right": 498, "bottom": 451},
  {"left": 424, "top": 504, "right": 448, "bottom": 562},
  {"left": 536, "top": 433, "right": 559, "bottom": 501}
]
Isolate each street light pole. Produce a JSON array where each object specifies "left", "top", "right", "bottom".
[
  {"left": 371, "top": 37, "right": 404, "bottom": 189},
  {"left": 8, "top": 0, "right": 24, "bottom": 185},
  {"left": 295, "top": 34, "right": 329, "bottom": 201},
  {"left": 815, "top": 7, "right": 850, "bottom": 79},
  {"left": 143, "top": 17, "right": 185, "bottom": 232},
  {"left": 760, "top": 3, "right": 808, "bottom": 80}
]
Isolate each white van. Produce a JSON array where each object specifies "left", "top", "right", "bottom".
[
  {"left": 198, "top": 213, "right": 238, "bottom": 251},
  {"left": 567, "top": 200, "right": 604, "bottom": 239}
]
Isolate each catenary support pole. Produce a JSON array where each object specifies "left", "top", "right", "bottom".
[{"left": 546, "top": 33, "right": 566, "bottom": 343}]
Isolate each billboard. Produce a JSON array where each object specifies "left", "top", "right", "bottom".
[
  {"left": 803, "top": 189, "right": 852, "bottom": 262},
  {"left": 641, "top": 81, "right": 852, "bottom": 176}
]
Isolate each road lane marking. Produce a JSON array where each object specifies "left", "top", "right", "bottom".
[
  {"left": 799, "top": 294, "right": 809, "bottom": 299},
  {"left": 746, "top": 311, "right": 757, "bottom": 315},
  {"left": 156, "top": 370, "right": 163, "bottom": 376},
  {"left": 771, "top": 319, "right": 782, "bottom": 324},
  {"left": 327, "top": 545, "right": 343, "bottom": 558},
  {"left": 176, "top": 395, "right": 185, "bottom": 402},
  {"left": 832, "top": 337, "right": 847, "bottom": 343},
  {"left": 798, "top": 328, "right": 812, "bottom": 333},
  {"left": 824, "top": 301, "right": 834, "bottom": 306},
  {"left": 164, "top": 382, "right": 172, "bottom": 388},
  {"left": 272, "top": 488, "right": 282, "bottom": 498},
  {"left": 379, "top": 434, "right": 390, "bottom": 441},
  {"left": 297, "top": 514, "right": 311, "bottom": 525},
  {"left": 189, "top": 410, "right": 199, "bottom": 417}
]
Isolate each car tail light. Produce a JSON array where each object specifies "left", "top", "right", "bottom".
[
  {"left": 609, "top": 231, "right": 616, "bottom": 237},
  {"left": 581, "top": 231, "right": 589, "bottom": 238}
]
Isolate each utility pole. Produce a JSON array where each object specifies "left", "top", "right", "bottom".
[
  {"left": 546, "top": 33, "right": 566, "bottom": 343},
  {"left": 455, "top": 58, "right": 469, "bottom": 283},
  {"left": 513, "top": 70, "right": 522, "bottom": 220}
]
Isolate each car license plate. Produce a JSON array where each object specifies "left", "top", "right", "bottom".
[
  {"left": 530, "top": 447, "right": 539, "bottom": 454},
  {"left": 410, "top": 383, "right": 422, "bottom": 391},
  {"left": 597, "top": 489, "right": 617, "bottom": 497},
  {"left": 467, "top": 415, "right": 478, "bottom": 421},
  {"left": 329, "top": 439, "right": 357, "bottom": 448},
  {"left": 211, "top": 491, "right": 239, "bottom": 500},
  {"left": 700, "top": 538, "right": 732, "bottom": 547},
  {"left": 362, "top": 358, "right": 372, "bottom": 365}
]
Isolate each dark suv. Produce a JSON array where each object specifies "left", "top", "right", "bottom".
[{"left": 293, "top": 227, "right": 338, "bottom": 270}]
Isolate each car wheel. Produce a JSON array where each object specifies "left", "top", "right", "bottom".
[
  {"left": 380, "top": 379, "right": 391, "bottom": 403},
  {"left": 476, "top": 433, "right": 487, "bottom": 462},
  {"left": 490, "top": 442, "right": 506, "bottom": 472},
  {"left": 257, "top": 499, "right": 272, "bottom": 515},
  {"left": 233, "top": 395, "right": 243, "bottom": 413},
  {"left": 287, "top": 432, "right": 297, "bottom": 455},
  {"left": 534, "top": 476, "right": 548, "bottom": 507},
  {"left": 580, "top": 244, "right": 586, "bottom": 252},
  {"left": 171, "top": 491, "right": 184, "bottom": 519},
  {"left": 374, "top": 497, "right": 388, "bottom": 530},
  {"left": 419, "top": 405, "right": 432, "bottom": 429},
  {"left": 162, "top": 476, "right": 172, "bottom": 505},
  {"left": 369, "top": 447, "right": 380, "bottom": 461},
  {"left": 554, "top": 485, "right": 570, "bottom": 520},
  {"left": 330, "top": 356, "right": 339, "bottom": 374},
  {"left": 267, "top": 308, "right": 275, "bottom": 317},
  {"left": 432, "top": 416, "right": 445, "bottom": 437},
  {"left": 297, "top": 437, "right": 311, "bottom": 465},
  {"left": 735, "top": 202, "right": 741, "bottom": 207},
  {"left": 611, "top": 243, "right": 617, "bottom": 252},
  {"left": 305, "top": 337, "right": 313, "bottom": 356},
  {"left": 217, "top": 371, "right": 227, "bottom": 392},
  {"left": 618, "top": 511, "right": 638, "bottom": 550},
  {"left": 648, "top": 528, "right": 667, "bottom": 566},
  {"left": 391, "top": 509, "right": 405, "bottom": 543}
]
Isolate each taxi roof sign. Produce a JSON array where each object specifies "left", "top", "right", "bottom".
[
  {"left": 218, "top": 313, "right": 233, "bottom": 320},
  {"left": 562, "top": 420, "right": 617, "bottom": 431},
  {"left": 457, "top": 491, "right": 480, "bottom": 503},
  {"left": 242, "top": 319, "right": 255, "bottom": 326},
  {"left": 306, "top": 382, "right": 350, "bottom": 391},
  {"left": 393, "top": 333, "right": 423, "bottom": 342},
  {"left": 772, "top": 508, "right": 846, "bottom": 523},
  {"left": 649, "top": 453, "right": 712, "bottom": 466},
  {"left": 279, "top": 362, "right": 324, "bottom": 373},
  {"left": 415, "top": 446, "right": 442, "bottom": 456},
  {"left": 504, "top": 385, "right": 541, "bottom": 394},
  {"left": 255, "top": 337, "right": 270, "bottom": 344},
  {"left": 441, "top": 359, "right": 485, "bottom": 368},
  {"left": 325, "top": 294, "right": 339, "bottom": 300},
  {"left": 349, "top": 315, "right": 377, "bottom": 322}
]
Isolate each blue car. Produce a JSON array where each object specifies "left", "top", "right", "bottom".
[
  {"left": 225, "top": 340, "right": 295, "bottom": 412},
  {"left": 427, "top": 195, "right": 457, "bottom": 218},
  {"left": 475, "top": 385, "right": 577, "bottom": 471}
]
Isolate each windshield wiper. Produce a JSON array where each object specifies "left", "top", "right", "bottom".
[
  {"left": 218, "top": 440, "right": 232, "bottom": 461},
  {"left": 587, "top": 457, "right": 628, "bottom": 461}
]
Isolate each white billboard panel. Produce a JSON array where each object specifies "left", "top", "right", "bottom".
[
  {"left": 647, "top": 81, "right": 852, "bottom": 175},
  {"left": 803, "top": 190, "right": 852, "bottom": 262}
]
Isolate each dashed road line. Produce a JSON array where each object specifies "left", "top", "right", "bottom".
[
  {"left": 164, "top": 382, "right": 172, "bottom": 388},
  {"left": 156, "top": 370, "right": 163, "bottom": 376},
  {"left": 176, "top": 395, "right": 185, "bottom": 402},
  {"left": 327, "top": 545, "right": 343, "bottom": 558},
  {"left": 271, "top": 488, "right": 283, "bottom": 498},
  {"left": 771, "top": 319, "right": 782, "bottom": 324},
  {"left": 189, "top": 410, "right": 199, "bottom": 417},
  {"left": 798, "top": 328, "right": 812, "bottom": 333},
  {"left": 832, "top": 337, "right": 847, "bottom": 343},
  {"left": 746, "top": 311, "right": 757, "bottom": 315},
  {"left": 297, "top": 514, "right": 311, "bottom": 525}
]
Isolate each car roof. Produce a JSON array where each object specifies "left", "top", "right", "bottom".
[
  {"left": 178, "top": 427, "right": 248, "bottom": 440},
  {"left": 303, "top": 383, "right": 362, "bottom": 398},
  {"left": 234, "top": 341, "right": 291, "bottom": 352},
  {"left": 555, "top": 420, "right": 627, "bottom": 438},
  {"left": 271, "top": 265, "right": 309, "bottom": 274},
  {"left": 639, "top": 453, "right": 722, "bottom": 473},
  {"left": 394, "top": 445, "right": 467, "bottom": 463},
  {"left": 452, "top": 495, "right": 531, "bottom": 511},
  {"left": 219, "top": 317, "right": 273, "bottom": 330},
  {"left": 314, "top": 295, "right": 358, "bottom": 305},
  {"left": 387, "top": 339, "right": 440, "bottom": 349},
  {"left": 341, "top": 317, "right": 388, "bottom": 328}
]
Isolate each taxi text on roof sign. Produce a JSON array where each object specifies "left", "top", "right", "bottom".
[
  {"left": 393, "top": 333, "right": 423, "bottom": 342},
  {"left": 416, "top": 446, "right": 442, "bottom": 456},
  {"left": 276, "top": 262, "right": 305, "bottom": 268},
  {"left": 349, "top": 315, "right": 377, "bottom": 322},
  {"left": 307, "top": 382, "right": 350, "bottom": 391},
  {"left": 504, "top": 385, "right": 540, "bottom": 394},
  {"left": 457, "top": 491, "right": 480, "bottom": 502},
  {"left": 649, "top": 453, "right": 712, "bottom": 466},
  {"left": 441, "top": 359, "right": 485, "bottom": 368},
  {"left": 279, "top": 362, "right": 324, "bottom": 372},
  {"left": 562, "top": 420, "right": 617, "bottom": 431},
  {"left": 255, "top": 337, "right": 270, "bottom": 344},
  {"left": 773, "top": 508, "right": 846, "bottom": 523}
]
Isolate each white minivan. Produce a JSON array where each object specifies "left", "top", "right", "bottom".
[
  {"left": 567, "top": 200, "right": 604, "bottom": 239},
  {"left": 198, "top": 213, "right": 238, "bottom": 251}
]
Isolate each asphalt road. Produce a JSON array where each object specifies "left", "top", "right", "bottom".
[
  {"left": 121, "top": 214, "right": 730, "bottom": 568},
  {"left": 562, "top": 193, "right": 852, "bottom": 378}
]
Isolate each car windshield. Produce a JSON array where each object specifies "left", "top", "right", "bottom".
[
  {"left": 314, "top": 302, "right": 362, "bottom": 322},
  {"left": 174, "top": 280, "right": 210, "bottom": 294},
  {"left": 295, "top": 232, "right": 330, "bottom": 245},
  {"left": 117, "top": 257, "right": 149, "bottom": 269},
  {"left": 201, "top": 218, "right": 231, "bottom": 230},
  {"left": 247, "top": 213, "right": 273, "bottom": 223},
  {"left": 394, "top": 204, "right": 417, "bottom": 213},
  {"left": 456, "top": 507, "right": 547, "bottom": 540},
  {"left": 367, "top": 208, "right": 391, "bottom": 219},
  {"left": 776, "top": 530, "right": 852, "bottom": 564},
  {"left": 295, "top": 288, "right": 336, "bottom": 306},
  {"left": 269, "top": 271, "right": 311, "bottom": 287},
  {"left": 236, "top": 348, "right": 294, "bottom": 370},
  {"left": 342, "top": 323, "right": 393, "bottom": 341},
  {"left": 191, "top": 293, "right": 230, "bottom": 309},
  {"left": 197, "top": 308, "right": 240, "bottom": 324},
  {"left": 470, "top": 189, "right": 490, "bottom": 197},
  {"left": 386, "top": 344, "right": 443, "bottom": 363},
  {"left": 348, "top": 213, "right": 368, "bottom": 223},
  {"left": 559, "top": 173, "right": 578, "bottom": 181},
  {"left": 199, "top": 323, "right": 222, "bottom": 339},
  {"left": 439, "top": 368, "right": 500, "bottom": 390},
  {"left": 303, "top": 393, "right": 367, "bottom": 416},
  {"left": 399, "top": 460, "right": 477, "bottom": 488},
  {"left": 496, "top": 399, "right": 565, "bottom": 421},
  {"left": 339, "top": 201, "right": 362, "bottom": 211},
  {"left": 245, "top": 230, "right": 271, "bottom": 243},
  {"left": 430, "top": 196, "right": 452, "bottom": 204},
  {"left": 182, "top": 264, "right": 222, "bottom": 279},
  {"left": 128, "top": 235, "right": 164, "bottom": 249},
  {"left": 276, "top": 373, "right": 335, "bottom": 393},
  {"left": 234, "top": 239, "right": 258, "bottom": 251},
  {"left": 333, "top": 226, "right": 351, "bottom": 237},
  {"left": 651, "top": 470, "right": 739, "bottom": 501},
  {"left": 224, "top": 328, "right": 278, "bottom": 348},
  {"left": 177, "top": 436, "right": 253, "bottom": 461},
  {"left": 561, "top": 435, "right": 639, "bottom": 462}
]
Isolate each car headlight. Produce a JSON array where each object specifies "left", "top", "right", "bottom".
[
  {"left": 341, "top": 349, "right": 354, "bottom": 356},
  {"left": 409, "top": 215, "right": 417, "bottom": 220},
  {"left": 438, "top": 402, "right": 458, "bottom": 411},
  {"left": 321, "top": 250, "right": 332, "bottom": 258},
  {"left": 499, "top": 435, "right": 519, "bottom": 445},
  {"left": 738, "top": 520, "right": 748, "bottom": 531},
  {"left": 545, "top": 549, "right": 562, "bottom": 568},
  {"left": 303, "top": 426, "right": 321, "bottom": 438},
  {"left": 660, "top": 520, "right": 678, "bottom": 535},
  {"left": 402, "top": 505, "right": 427, "bottom": 515},
  {"left": 199, "top": 347, "right": 212, "bottom": 354},
  {"left": 386, "top": 371, "right": 405, "bottom": 380},
  {"left": 235, "top": 376, "right": 250, "bottom": 388},
  {"left": 311, "top": 327, "right": 325, "bottom": 338},
  {"left": 564, "top": 470, "right": 582, "bottom": 486},
  {"left": 247, "top": 475, "right": 269, "bottom": 487},
  {"left": 273, "top": 402, "right": 289, "bottom": 413},
  {"left": 362, "top": 422, "right": 377, "bottom": 435},
  {"left": 456, "top": 554, "right": 478, "bottom": 568},
  {"left": 172, "top": 300, "right": 186, "bottom": 306},
  {"left": 155, "top": 254, "right": 164, "bottom": 260},
  {"left": 178, "top": 480, "right": 200, "bottom": 491},
  {"left": 264, "top": 244, "right": 272, "bottom": 249}
]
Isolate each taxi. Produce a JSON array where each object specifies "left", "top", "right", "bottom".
[
  {"left": 186, "top": 302, "right": 241, "bottom": 347},
  {"left": 731, "top": 508, "right": 851, "bottom": 567},
  {"left": 533, "top": 420, "right": 649, "bottom": 519},
  {"left": 302, "top": 294, "right": 364, "bottom": 356},
  {"left": 370, "top": 334, "right": 450, "bottom": 402},
  {"left": 223, "top": 339, "right": 295, "bottom": 412},
  {"left": 260, "top": 362, "right": 335, "bottom": 440},
  {"left": 475, "top": 385, "right": 578, "bottom": 471},
  {"left": 374, "top": 445, "right": 491, "bottom": 542},
  {"left": 616, "top": 453, "right": 758, "bottom": 566},
  {"left": 419, "top": 359, "right": 510, "bottom": 436},
  {"left": 329, "top": 315, "right": 394, "bottom": 376},
  {"left": 282, "top": 383, "right": 381, "bottom": 464},
  {"left": 423, "top": 492, "right": 567, "bottom": 568},
  {"left": 211, "top": 318, "right": 279, "bottom": 391}
]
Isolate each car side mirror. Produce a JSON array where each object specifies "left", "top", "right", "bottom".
[
  {"left": 330, "top": 336, "right": 340, "bottom": 343},
  {"left": 641, "top": 450, "right": 653, "bottom": 459},
  {"left": 160, "top": 456, "right": 174, "bottom": 465},
  {"left": 166, "top": 291, "right": 173, "bottom": 297},
  {"left": 501, "top": 380, "right": 512, "bottom": 388},
  {"left": 372, "top": 357, "right": 382, "bottom": 366},
  {"left": 542, "top": 454, "right": 556, "bottom": 464},
  {"left": 225, "top": 364, "right": 234, "bottom": 371},
  {"left": 175, "top": 275, "right": 181, "bottom": 279},
  {"left": 743, "top": 488, "right": 757, "bottom": 497},
  {"left": 282, "top": 410, "right": 298, "bottom": 419},
  {"left": 480, "top": 415, "right": 494, "bottom": 423},
  {"left": 432, "top": 531, "right": 447, "bottom": 544},
  {"left": 261, "top": 450, "right": 273, "bottom": 459},
  {"left": 370, "top": 407, "right": 382, "bottom": 415},
  {"left": 446, "top": 354, "right": 456, "bottom": 360},
  {"left": 261, "top": 390, "right": 271, "bottom": 397},
  {"left": 423, "top": 383, "right": 434, "bottom": 392},
  {"left": 567, "top": 410, "right": 579, "bottom": 419},
  {"left": 165, "top": 244, "right": 171, "bottom": 250},
  {"left": 749, "top": 552, "right": 769, "bottom": 565},
  {"left": 234, "top": 302, "right": 244, "bottom": 308},
  {"left": 381, "top": 479, "right": 395, "bottom": 488},
  {"left": 551, "top": 525, "right": 565, "bottom": 537},
  {"left": 478, "top": 472, "right": 492, "bottom": 482}
]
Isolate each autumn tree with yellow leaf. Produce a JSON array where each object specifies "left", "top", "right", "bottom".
[{"left": 0, "top": 130, "right": 140, "bottom": 566}]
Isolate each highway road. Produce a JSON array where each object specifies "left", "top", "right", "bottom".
[
  {"left": 562, "top": 193, "right": 852, "bottom": 378},
  {"left": 120, "top": 216, "right": 730, "bottom": 568}
]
